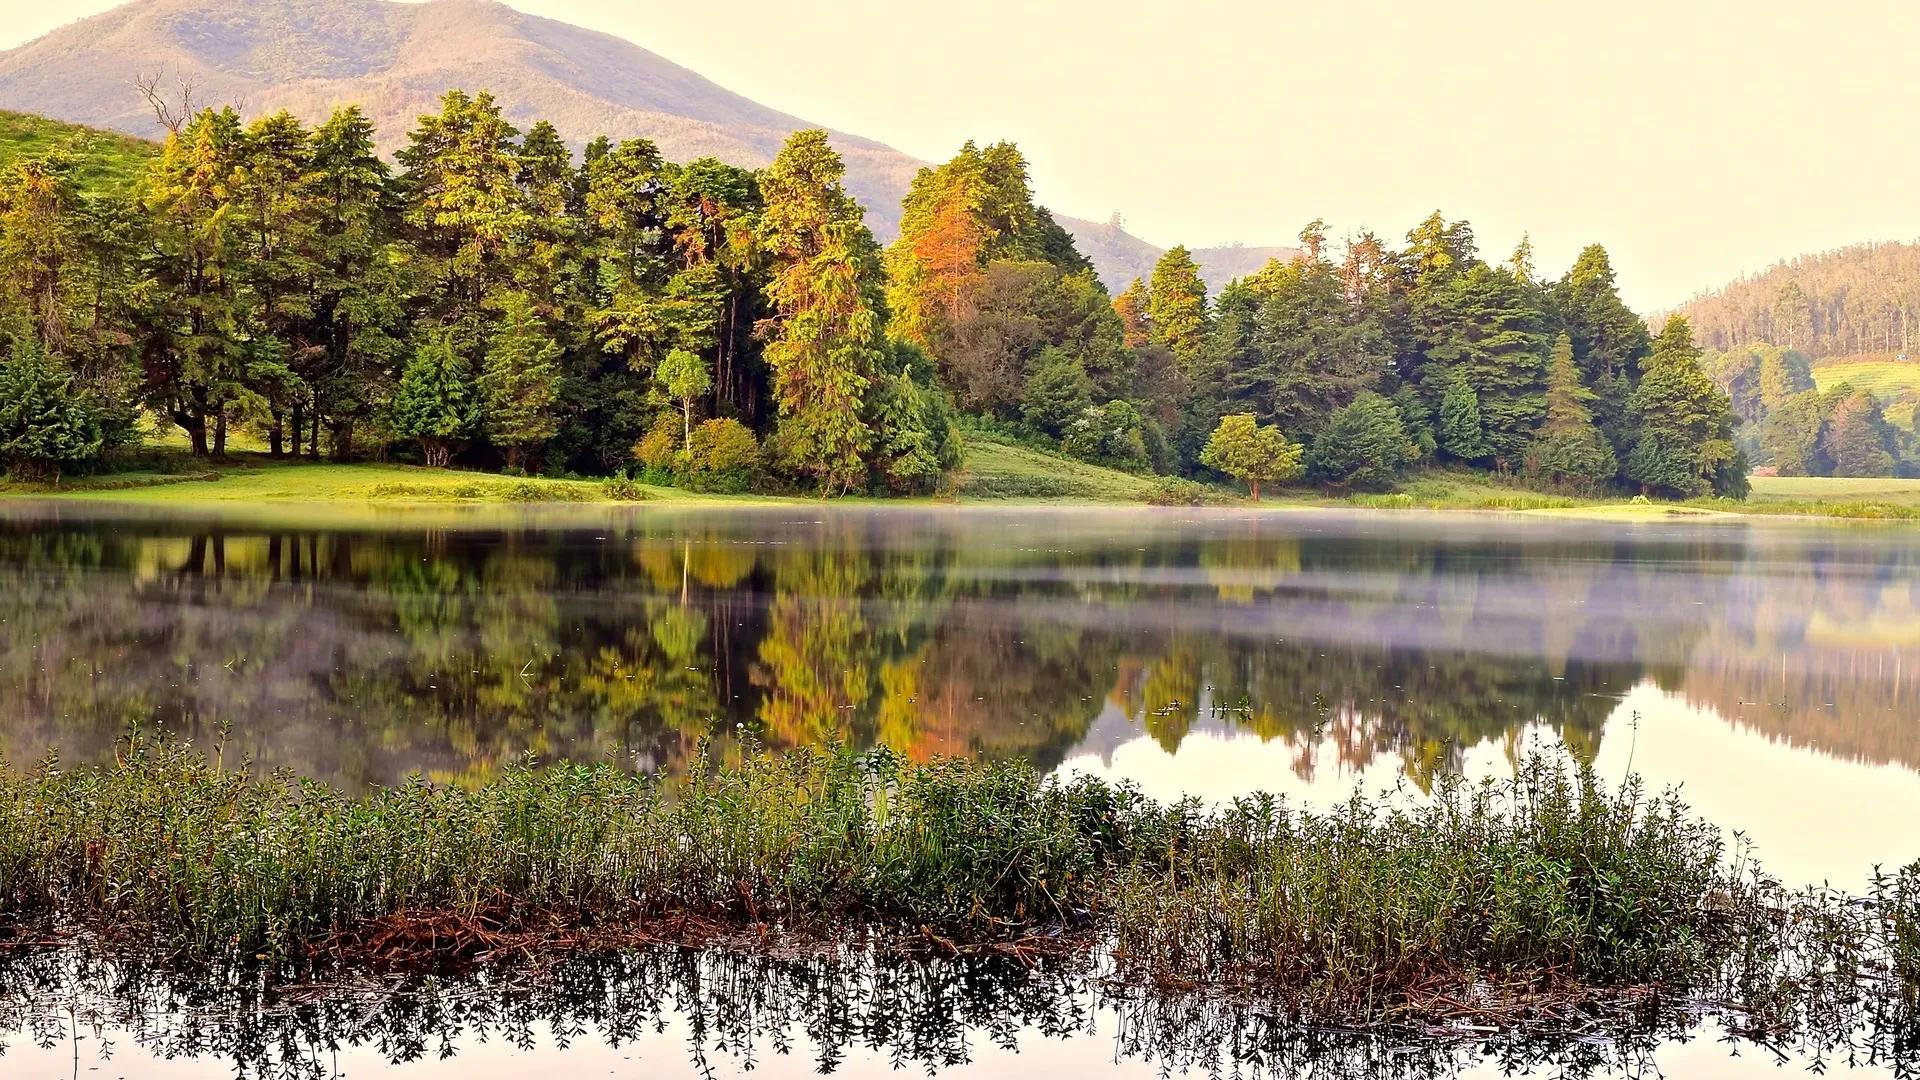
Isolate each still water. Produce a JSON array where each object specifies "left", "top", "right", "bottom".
[{"left": 1, "top": 502, "right": 1917, "bottom": 1077}]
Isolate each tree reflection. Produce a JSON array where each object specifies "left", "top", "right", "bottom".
[{"left": 0, "top": 511, "right": 1917, "bottom": 791}]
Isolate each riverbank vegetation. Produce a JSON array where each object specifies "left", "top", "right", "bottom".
[
  {"left": 0, "top": 739, "right": 1913, "bottom": 1036},
  {"left": 0, "top": 94, "right": 1778, "bottom": 505}
]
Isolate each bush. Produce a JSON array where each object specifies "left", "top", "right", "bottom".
[
  {"left": 1062, "top": 400, "right": 1154, "bottom": 472},
  {"left": 1146, "top": 478, "right": 1218, "bottom": 506},
  {"left": 686, "top": 418, "right": 761, "bottom": 493},
  {"left": 633, "top": 416, "right": 681, "bottom": 472},
  {"left": 601, "top": 477, "right": 645, "bottom": 501}
]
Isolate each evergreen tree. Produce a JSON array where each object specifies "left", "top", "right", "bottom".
[
  {"left": 310, "top": 106, "right": 405, "bottom": 458},
  {"left": 478, "top": 293, "right": 562, "bottom": 471},
  {"left": 1760, "top": 390, "right": 1828, "bottom": 476},
  {"left": 1438, "top": 377, "right": 1491, "bottom": 462},
  {"left": 1307, "top": 392, "right": 1416, "bottom": 490},
  {"left": 392, "top": 332, "right": 479, "bottom": 467},
  {"left": 142, "top": 107, "right": 253, "bottom": 455},
  {"left": 398, "top": 90, "right": 525, "bottom": 324},
  {"left": 1526, "top": 333, "right": 1617, "bottom": 489},
  {"left": 0, "top": 338, "right": 102, "bottom": 481},
  {"left": 1019, "top": 346, "right": 1093, "bottom": 436},
  {"left": 1147, "top": 246, "right": 1208, "bottom": 371},
  {"left": 756, "top": 130, "right": 883, "bottom": 495},
  {"left": 1199, "top": 413, "right": 1303, "bottom": 499},
  {"left": 1625, "top": 317, "right": 1745, "bottom": 498},
  {"left": 1818, "top": 388, "right": 1899, "bottom": 477},
  {"left": 1553, "top": 244, "right": 1650, "bottom": 448}
]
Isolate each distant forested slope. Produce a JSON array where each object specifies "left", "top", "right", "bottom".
[{"left": 1682, "top": 241, "right": 1920, "bottom": 360}]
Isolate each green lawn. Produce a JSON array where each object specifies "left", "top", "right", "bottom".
[
  {"left": 950, "top": 437, "right": 1161, "bottom": 501},
  {"left": 0, "top": 111, "right": 156, "bottom": 195}
]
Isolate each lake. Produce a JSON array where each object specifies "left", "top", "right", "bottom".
[{"left": 2, "top": 502, "right": 1917, "bottom": 1077}]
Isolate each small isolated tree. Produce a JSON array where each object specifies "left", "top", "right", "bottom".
[
  {"left": 1199, "top": 413, "right": 1302, "bottom": 500},
  {"left": 655, "top": 347, "right": 712, "bottom": 446},
  {"left": 392, "top": 334, "right": 478, "bottom": 468},
  {"left": 478, "top": 294, "right": 562, "bottom": 472},
  {"left": 1526, "top": 334, "right": 1617, "bottom": 491},
  {"left": 0, "top": 340, "right": 102, "bottom": 482},
  {"left": 1308, "top": 392, "right": 1416, "bottom": 491}
]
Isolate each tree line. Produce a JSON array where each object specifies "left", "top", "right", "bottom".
[{"left": 0, "top": 89, "right": 1745, "bottom": 499}]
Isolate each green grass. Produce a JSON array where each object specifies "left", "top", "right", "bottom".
[
  {"left": 952, "top": 436, "right": 1160, "bottom": 501},
  {"left": 0, "top": 110, "right": 156, "bottom": 196},
  {"left": 0, "top": 738, "right": 1910, "bottom": 1033},
  {"left": 1810, "top": 357, "right": 1920, "bottom": 398}
]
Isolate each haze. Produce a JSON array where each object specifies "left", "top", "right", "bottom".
[{"left": 2, "top": 0, "right": 1915, "bottom": 309}]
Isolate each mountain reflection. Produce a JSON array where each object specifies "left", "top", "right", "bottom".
[{"left": 0, "top": 506, "right": 1917, "bottom": 791}]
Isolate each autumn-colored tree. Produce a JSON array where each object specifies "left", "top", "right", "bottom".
[{"left": 1112, "top": 277, "right": 1151, "bottom": 348}]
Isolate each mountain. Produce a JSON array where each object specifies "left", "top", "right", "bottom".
[{"left": 0, "top": 0, "right": 1292, "bottom": 292}]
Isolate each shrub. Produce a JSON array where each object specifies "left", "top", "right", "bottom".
[
  {"left": 633, "top": 415, "right": 681, "bottom": 472},
  {"left": 1062, "top": 400, "right": 1154, "bottom": 472},
  {"left": 686, "top": 418, "right": 761, "bottom": 493},
  {"left": 601, "top": 477, "right": 645, "bottom": 501}
]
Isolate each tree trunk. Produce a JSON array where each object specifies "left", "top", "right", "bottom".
[
  {"left": 269, "top": 413, "right": 285, "bottom": 458},
  {"left": 289, "top": 401, "right": 305, "bottom": 459},
  {"left": 1250, "top": 480, "right": 1261, "bottom": 501},
  {"left": 213, "top": 413, "right": 228, "bottom": 457}
]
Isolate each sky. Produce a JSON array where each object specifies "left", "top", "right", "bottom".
[{"left": 4, "top": 0, "right": 1920, "bottom": 309}]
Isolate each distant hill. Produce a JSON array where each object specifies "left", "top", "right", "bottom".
[
  {"left": 1680, "top": 240, "right": 1920, "bottom": 361},
  {"left": 0, "top": 0, "right": 1287, "bottom": 293},
  {"left": 0, "top": 110, "right": 154, "bottom": 193}
]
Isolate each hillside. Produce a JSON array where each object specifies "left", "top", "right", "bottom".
[
  {"left": 1680, "top": 241, "right": 1920, "bottom": 361},
  {"left": 0, "top": 110, "right": 154, "bottom": 193},
  {"left": 0, "top": 0, "right": 1281, "bottom": 292},
  {"left": 1811, "top": 356, "right": 1920, "bottom": 430}
]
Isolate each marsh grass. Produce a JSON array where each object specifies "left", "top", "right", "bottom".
[{"left": 0, "top": 739, "right": 1912, "bottom": 1032}]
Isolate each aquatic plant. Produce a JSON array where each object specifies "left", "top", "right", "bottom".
[{"left": 0, "top": 739, "right": 1912, "bottom": 1036}]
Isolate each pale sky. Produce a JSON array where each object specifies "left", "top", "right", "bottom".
[{"left": 5, "top": 0, "right": 1920, "bottom": 310}]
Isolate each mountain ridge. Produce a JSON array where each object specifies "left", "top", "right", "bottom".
[{"left": 0, "top": 0, "right": 1296, "bottom": 291}]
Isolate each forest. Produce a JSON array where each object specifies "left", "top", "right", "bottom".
[{"left": 0, "top": 89, "right": 1755, "bottom": 498}]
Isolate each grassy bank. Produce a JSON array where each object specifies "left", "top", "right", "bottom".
[
  {"left": 7, "top": 444, "right": 1920, "bottom": 521},
  {"left": 0, "top": 740, "right": 1911, "bottom": 1031}
]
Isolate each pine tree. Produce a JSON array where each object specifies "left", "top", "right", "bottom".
[
  {"left": 0, "top": 339, "right": 102, "bottom": 482},
  {"left": 392, "top": 332, "right": 479, "bottom": 467},
  {"left": 1438, "top": 377, "right": 1491, "bottom": 462},
  {"left": 478, "top": 293, "right": 562, "bottom": 471},
  {"left": 1626, "top": 317, "right": 1745, "bottom": 498},
  {"left": 1199, "top": 413, "right": 1303, "bottom": 500},
  {"left": 1147, "top": 246, "right": 1208, "bottom": 372},
  {"left": 1526, "top": 334, "right": 1617, "bottom": 490},
  {"left": 1818, "top": 388, "right": 1898, "bottom": 477},
  {"left": 756, "top": 130, "right": 882, "bottom": 495},
  {"left": 1554, "top": 245, "right": 1651, "bottom": 448}
]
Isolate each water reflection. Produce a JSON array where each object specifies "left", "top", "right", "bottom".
[
  {"left": 1, "top": 505, "right": 1918, "bottom": 838},
  {"left": 3, "top": 943, "right": 1913, "bottom": 1079}
]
